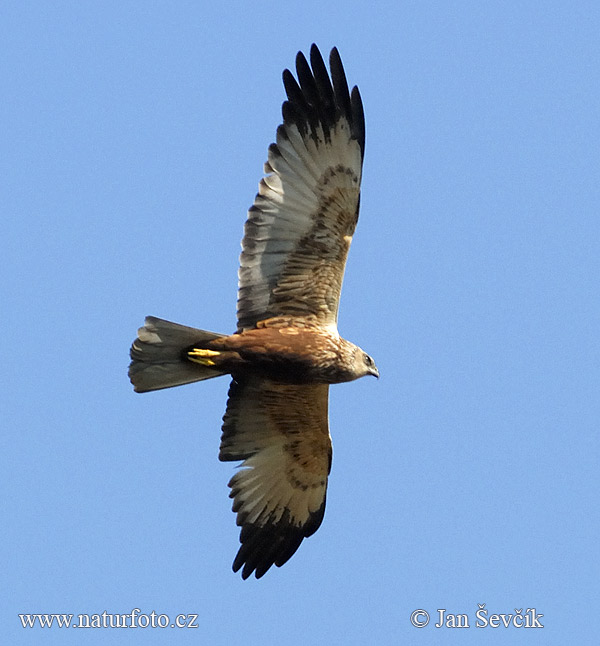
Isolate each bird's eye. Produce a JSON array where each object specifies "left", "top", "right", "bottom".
[{"left": 364, "top": 354, "right": 373, "bottom": 366}]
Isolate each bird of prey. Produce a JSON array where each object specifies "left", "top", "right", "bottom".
[{"left": 129, "top": 44, "right": 378, "bottom": 579}]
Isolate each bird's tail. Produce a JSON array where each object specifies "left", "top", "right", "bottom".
[{"left": 129, "top": 316, "right": 227, "bottom": 393}]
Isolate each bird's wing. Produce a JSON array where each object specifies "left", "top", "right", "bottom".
[
  {"left": 237, "top": 44, "right": 365, "bottom": 332},
  {"left": 220, "top": 376, "right": 331, "bottom": 579}
]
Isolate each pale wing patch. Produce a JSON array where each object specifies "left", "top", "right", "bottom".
[
  {"left": 237, "top": 46, "right": 365, "bottom": 331},
  {"left": 220, "top": 377, "right": 331, "bottom": 579}
]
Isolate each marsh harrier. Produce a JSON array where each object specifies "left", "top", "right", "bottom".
[{"left": 129, "top": 45, "right": 378, "bottom": 579}]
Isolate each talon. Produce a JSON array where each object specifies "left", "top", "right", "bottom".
[{"left": 188, "top": 348, "right": 221, "bottom": 366}]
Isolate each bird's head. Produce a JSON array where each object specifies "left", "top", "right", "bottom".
[
  {"left": 350, "top": 344, "right": 379, "bottom": 380},
  {"left": 361, "top": 351, "right": 380, "bottom": 379}
]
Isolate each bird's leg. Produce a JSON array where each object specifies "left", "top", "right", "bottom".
[{"left": 187, "top": 348, "right": 222, "bottom": 367}]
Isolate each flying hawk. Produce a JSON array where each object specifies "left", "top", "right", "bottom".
[{"left": 129, "top": 44, "right": 378, "bottom": 579}]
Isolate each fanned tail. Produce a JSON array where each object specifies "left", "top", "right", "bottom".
[{"left": 129, "top": 316, "right": 227, "bottom": 392}]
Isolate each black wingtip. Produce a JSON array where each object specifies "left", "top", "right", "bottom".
[
  {"left": 232, "top": 523, "right": 304, "bottom": 580},
  {"left": 279, "top": 45, "right": 365, "bottom": 159},
  {"left": 350, "top": 85, "right": 365, "bottom": 158},
  {"left": 232, "top": 500, "right": 327, "bottom": 580}
]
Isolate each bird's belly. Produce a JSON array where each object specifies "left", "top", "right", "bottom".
[{"left": 207, "top": 327, "right": 353, "bottom": 384}]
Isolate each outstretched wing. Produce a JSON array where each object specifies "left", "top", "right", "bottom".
[
  {"left": 237, "top": 44, "right": 365, "bottom": 332},
  {"left": 220, "top": 377, "right": 332, "bottom": 579}
]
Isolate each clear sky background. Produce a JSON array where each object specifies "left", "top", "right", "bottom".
[{"left": 3, "top": 1, "right": 599, "bottom": 644}]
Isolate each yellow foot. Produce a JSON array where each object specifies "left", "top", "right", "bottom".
[{"left": 187, "top": 348, "right": 221, "bottom": 366}]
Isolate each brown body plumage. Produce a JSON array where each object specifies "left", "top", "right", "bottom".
[
  {"left": 191, "top": 316, "right": 377, "bottom": 385},
  {"left": 129, "top": 45, "right": 377, "bottom": 579}
]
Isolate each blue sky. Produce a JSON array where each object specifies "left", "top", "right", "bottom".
[{"left": 3, "top": 1, "right": 599, "bottom": 644}]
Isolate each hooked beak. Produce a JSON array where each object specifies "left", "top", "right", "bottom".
[{"left": 369, "top": 365, "right": 380, "bottom": 379}]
